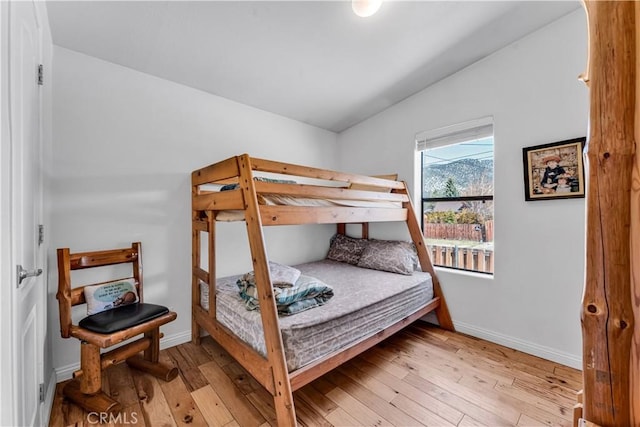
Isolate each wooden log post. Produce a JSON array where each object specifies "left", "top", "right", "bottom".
[
  {"left": 580, "top": 2, "right": 637, "bottom": 426},
  {"left": 631, "top": 3, "right": 640, "bottom": 424}
]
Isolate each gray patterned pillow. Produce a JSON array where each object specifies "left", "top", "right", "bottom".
[
  {"left": 357, "top": 239, "right": 417, "bottom": 275},
  {"left": 326, "top": 234, "right": 367, "bottom": 265}
]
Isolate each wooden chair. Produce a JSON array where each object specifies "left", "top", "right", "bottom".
[{"left": 56, "top": 242, "right": 178, "bottom": 413}]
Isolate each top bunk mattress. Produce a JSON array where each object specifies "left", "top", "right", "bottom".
[
  {"left": 200, "top": 259, "right": 433, "bottom": 371},
  {"left": 215, "top": 193, "right": 402, "bottom": 221}
]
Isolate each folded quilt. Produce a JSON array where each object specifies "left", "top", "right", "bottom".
[
  {"left": 240, "top": 261, "right": 301, "bottom": 288},
  {"left": 237, "top": 274, "right": 334, "bottom": 315}
]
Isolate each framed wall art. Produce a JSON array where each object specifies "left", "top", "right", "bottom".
[{"left": 522, "top": 137, "right": 586, "bottom": 201}]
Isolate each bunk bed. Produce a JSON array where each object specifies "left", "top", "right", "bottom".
[{"left": 191, "top": 153, "right": 454, "bottom": 426}]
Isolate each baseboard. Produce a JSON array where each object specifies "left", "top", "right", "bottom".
[
  {"left": 159, "top": 329, "right": 192, "bottom": 350},
  {"left": 41, "top": 370, "right": 57, "bottom": 427},
  {"left": 453, "top": 320, "right": 582, "bottom": 370},
  {"left": 54, "top": 330, "right": 193, "bottom": 382}
]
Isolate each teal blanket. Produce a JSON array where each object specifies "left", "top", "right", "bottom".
[{"left": 237, "top": 274, "right": 334, "bottom": 316}]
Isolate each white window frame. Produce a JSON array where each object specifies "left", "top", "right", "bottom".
[{"left": 415, "top": 116, "right": 494, "bottom": 275}]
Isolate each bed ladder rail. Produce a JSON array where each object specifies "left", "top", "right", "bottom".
[
  {"left": 236, "top": 154, "right": 297, "bottom": 426},
  {"left": 395, "top": 184, "right": 455, "bottom": 331}
]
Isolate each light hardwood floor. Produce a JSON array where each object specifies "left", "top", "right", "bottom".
[{"left": 49, "top": 322, "right": 581, "bottom": 426}]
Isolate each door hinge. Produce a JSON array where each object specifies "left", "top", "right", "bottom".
[
  {"left": 39, "top": 383, "right": 44, "bottom": 402},
  {"left": 38, "top": 224, "right": 44, "bottom": 245},
  {"left": 37, "top": 64, "right": 43, "bottom": 86}
]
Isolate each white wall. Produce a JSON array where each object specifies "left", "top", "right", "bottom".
[
  {"left": 337, "top": 10, "right": 588, "bottom": 368},
  {"left": 49, "top": 47, "right": 338, "bottom": 377}
]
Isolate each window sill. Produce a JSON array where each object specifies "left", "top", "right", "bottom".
[{"left": 434, "top": 266, "right": 494, "bottom": 280}]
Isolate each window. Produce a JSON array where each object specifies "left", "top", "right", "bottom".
[{"left": 416, "top": 118, "right": 494, "bottom": 274}]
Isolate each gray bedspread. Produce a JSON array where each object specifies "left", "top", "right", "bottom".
[{"left": 200, "top": 259, "right": 433, "bottom": 371}]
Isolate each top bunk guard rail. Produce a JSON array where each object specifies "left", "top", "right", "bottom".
[
  {"left": 192, "top": 156, "right": 241, "bottom": 186},
  {"left": 191, "top": 154, "right": 405, "bottom": 190},
  {"left": 253, "top": 181, "right": 409, "bottom": 202},
  {"left": 260, "top": 206, "right": 407, "bottom": 226},
  {"left": 191, "top": 183, "right": 410, "bottom": 214},
  {"left": 249, "top": 157, "right": 406, "bottom": 190},
  {"left": 192, "top": 188, "right": 245, "bottom": 211}
]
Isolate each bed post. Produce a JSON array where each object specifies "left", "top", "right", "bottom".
[
  {"left": 398, "top": 183, "right": 454, "bottom": 331},
  {"left": 206, "top": 211, "right": 216, "bottom": 320},
  {"left": 191, "top": 186, "right": 202, "bottom": 344},
  {"left": 236, "top": 154, "right": 297, "bottom": 426},
  {"left": 336, "top": 223, "right": 368, "bottom": 238}
]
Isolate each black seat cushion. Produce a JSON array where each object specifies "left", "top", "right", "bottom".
[{"left": 79, "top": 303, "right": 169, "bottom": 334}]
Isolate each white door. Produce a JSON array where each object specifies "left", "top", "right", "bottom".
[{"left": 9, "top": 1, "right": 45, "bottom": 426}]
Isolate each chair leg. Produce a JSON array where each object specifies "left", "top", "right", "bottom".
[
  {"left": 144, "top": 329, "right": 160, "bottom": 362},
  {"left": 80, "top": 341, "right": 101, "bottom": 394},
  {"left": 63, "top": 341, "right": 122, "bottom": 413},
  {"left": 126, "top": 328, "right": 178, "bottom": 382}
]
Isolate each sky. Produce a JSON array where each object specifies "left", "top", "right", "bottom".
[{"left": 423, "top": 136, "right": 494, "bottom": 166}]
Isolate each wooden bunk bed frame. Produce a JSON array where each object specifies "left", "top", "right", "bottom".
[{"left": 191, "top": 153, "right": 454, "bottom": 426}]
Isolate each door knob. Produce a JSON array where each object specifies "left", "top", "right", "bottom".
[{"left": 17, "top": 264, "right": 43, "bottom": 286}]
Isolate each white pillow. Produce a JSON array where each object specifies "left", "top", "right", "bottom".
[
  {"left": 240, "top": 261, "right": 302, "bottom": 288},
  {"left": 83, "top": 278, "right": 139, "bottom": 315}
]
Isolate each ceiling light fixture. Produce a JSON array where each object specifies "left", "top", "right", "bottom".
[{"left": 352, "top": 0, "right": 382, "bottom": 18}]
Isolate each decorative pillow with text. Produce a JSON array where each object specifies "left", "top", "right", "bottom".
[{"left": 83, "top": 278, "right": 139, "bottom": 315}]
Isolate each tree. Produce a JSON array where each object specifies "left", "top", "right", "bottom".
[
  {"left": 444, "top": 177, "right": 459, "bottom": 198},
  {"left": 461, "top": 172, "right": 493, "bottom": 221}
]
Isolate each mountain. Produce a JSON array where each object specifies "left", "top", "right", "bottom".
[{"left": 423, "top": 158, "right": 493, "bottom": 197}]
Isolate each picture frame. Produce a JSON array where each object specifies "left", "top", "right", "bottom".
[{"left": 522, "top": 137, "right": 586, "bottom": 201}]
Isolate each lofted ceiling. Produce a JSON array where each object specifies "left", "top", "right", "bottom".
[{"left": 47, "top": 1, "right": 580, "bottom": 133}]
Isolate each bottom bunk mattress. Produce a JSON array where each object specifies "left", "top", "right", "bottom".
[{"left": 200, "top": 259, "right": 434, "bottom": 371}]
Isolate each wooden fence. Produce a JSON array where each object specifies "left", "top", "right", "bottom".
[
  {"left": 427, "top": 244, "right": 494, "bottom": 274},
  {"left": 424, "top": 220, "right": 494, "bottom": 243},
  {"left": 485, "top": 220, "right": 494, "bottom": 242}
]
